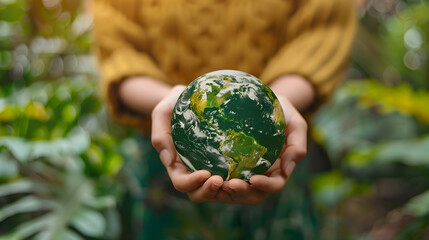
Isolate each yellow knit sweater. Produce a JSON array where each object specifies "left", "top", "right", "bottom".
[{"left": 91, "top": 0, "right": 357, "bottom": 133}]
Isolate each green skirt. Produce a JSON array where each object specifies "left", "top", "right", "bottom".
[{"left": 123, "top": 135, "right": 318, "bottom": 240}]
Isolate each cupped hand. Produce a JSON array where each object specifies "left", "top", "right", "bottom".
[
  {"left": 151, "top": 85, "right": 224, "bottom": 203},
  {"left": 217, "top": 96, "right": 308, "bottom": 205},
  {"left": 152, "top": 87, "right": 307, "bottom": 205}
]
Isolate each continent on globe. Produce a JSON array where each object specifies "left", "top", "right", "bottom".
[{"left": 171, "top": 70, "right": 286, "bottom": 181}]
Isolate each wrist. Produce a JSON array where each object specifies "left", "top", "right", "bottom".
[
  {"left": 118, "top": 76, "right": 172, "bottom": 115},
  {"left": 268, "top": 75, "right": 316, "bottom": 112}
]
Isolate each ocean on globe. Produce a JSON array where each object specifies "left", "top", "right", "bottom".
[{"left": 171, "top": 70, "right": 286, "bottom": 181}]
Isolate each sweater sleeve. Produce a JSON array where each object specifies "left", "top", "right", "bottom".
[
  {"left": 260, "top": 0, "right": 357, "bottom": 112},
  {"left": 91, "top": 0, "right": 166, "bottom": 132}
]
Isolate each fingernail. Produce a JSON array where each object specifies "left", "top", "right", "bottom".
[
  {"left": 286, "top": 161, "right": 296, "bottom": 177},
  {"left": 160, "top": 150, "right": 171, "bottom": 166}
]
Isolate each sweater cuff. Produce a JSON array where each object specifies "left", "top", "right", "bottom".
[{"left": 100, "top": 48, "right": 166, "bottom": 133}]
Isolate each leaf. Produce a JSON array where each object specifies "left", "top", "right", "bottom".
[
  {"left": 0, "top": 170, "right": 112, "bottom": 240},
  {"left": 312, "top": 83, "right": 419, "bottom": 165},
  {"left": 31, "top": 127, "right": 90, "bottom": 159},
  {"left": 345, "top": 79, "right": 429, "bottom": 124},
  {"left": 0, "top": 152, "right": 18, "bottom": 178},
  {"left": 0, "top": 2, "right": 25, "bottom": 22},
  {"left": 0, "top": 214, "right": 53, "bottom": 240},
  {"left": 0, "top": 126, "right": 90, "bottom": 162},
  {"left": 24, "top": 102, "right": 49, "bottom": 121},
  {"left": 57, "top": 230, "right": 84, "bottom": 240},
  {"left": 37, "top": 229, "right": 84, "bottom": 240},
  {"left": 345, "top": 135, "right": 429, "bottom": 168},
  {"left": 39, "top": 178, "right": 95, "bottom": 240},
  {"left": 0, "top": 137, "right": 30, "bottom": 162},
  {"left": 0, "top": 103, "right": 19, "bottom": 121},
  {"left": 61, "top": 103, "right": 79, "bottom": 123},
  {"left": 103, "top": 207, "right": 121, "bottom": 239},
  {"left": 0, "top": 179, "right": 41, "bottom": 198},
  {"left": 311, "top": 171, "right": 351, "bottom": 209},
  {"left": 105, "top": 152, "right": 123, "bottom": 175},
  {"left": 403, "top": 190, "right": 429, "bottom": 217},
  {"left": 0, "top": 196, "right": 58, "bottom": 222},
  {"left": 70, "top": 207, "right": 106, "bottom": 237},
  {"left": 311, "top": 171, "right": 371, "bottom": 210},
  {"left": 82, "top": 195, "right": 116, "bottom": 209}
]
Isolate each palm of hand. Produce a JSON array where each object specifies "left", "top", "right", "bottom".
[{"left": 152, "top": 87, "right": 307, "bottom": 205}]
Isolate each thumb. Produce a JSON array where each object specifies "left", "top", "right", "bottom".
[{"left": 151, "top": 85, "right": 186, "bottom": 167}]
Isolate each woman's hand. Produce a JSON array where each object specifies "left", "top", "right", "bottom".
[
  {"left": 151, "top": 74, "right": 313, "bottom": 205},
  {"left": 151, "top": 85, "right": 224, "bottom": 203},
  {"left": 217, "top": 96, "right": 308, "bottom": 205}
]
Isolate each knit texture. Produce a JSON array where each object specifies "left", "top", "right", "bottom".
[{"left": 91, "top": 0, "right": 357, "bottom": 133}]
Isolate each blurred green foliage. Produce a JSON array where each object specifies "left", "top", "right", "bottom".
[
  {"left": 1, "top": 0, "right": 429, "bottom": 239},
  {"left": 312, "top": 0, "right": 429, "bottom": 239},
  {"left": 0, "top": 0, "right": 136, "bottom": 239},
  {"left": 382, "top": 3, "right": 429, "bottom": 89}
]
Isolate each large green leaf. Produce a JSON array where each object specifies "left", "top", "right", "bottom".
[
  {"left": 21, "top": 176, "right": 95, "bottom": 240},
  {"left": 0, "top": 214, "right": 53, "bottom": 240},
  {"left": 0, "top": 196, "right": 58, "bottom": 222},
  {"left": 0, "top": 126, "right": 90, "bottom": 162},
  {"left": 345, "top": 135, "right": 429, "bottom": 168},
  {"left": 37, "top": 229, "right": 84, "bottom": 240},
  {"left": 0, "top": 152, "right": 18, "bottom": 178},
  {"left": 403, "top": 190, "right": 429, "bottom": 217},
  {"left": 313, "top": 83, "right": 419, "bottom": 165},
  {"left": 70, "top": 207, "right": 106, "bottom": 238},
  {"left": 82, "top": 195, "right": 116, "bottom": 209},
  {"left": 345, "top": 80, "right": 429, "bottom": 124},
  {"left": 0, "top": 171, "right": 115, "bottom": 240},
  {"left": 311, "top": 171, "right": 371, "bottom": 210},
  {"left": 0, "top": 179, "right": 43, "bottom": 198}
]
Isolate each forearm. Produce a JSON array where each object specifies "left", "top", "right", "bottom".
[
  {"left": 119, "top": 74, "right": 315, "bottom": 116},
  {"left": 269, "top": 75, "right": 316, "bottom": 113},
  {"left": 118, "top": 76, "right": 172, "bottom": 115}
]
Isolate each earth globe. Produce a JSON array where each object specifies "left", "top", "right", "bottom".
[{"left": 171, "top": 70, "right": 286, "bottom": 181}]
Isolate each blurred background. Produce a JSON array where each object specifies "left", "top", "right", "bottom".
[{"left": 0, "top": 0, "right": 428, "bottom": 239}]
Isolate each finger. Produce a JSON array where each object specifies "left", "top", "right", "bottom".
[
  {"left": 263, "top": 158, "right": 281, "bottom": 175},
  {"left": 221, "top": 180, "right": 233, "bottom": 193},
  {"left": 285, "top": 161, "right": 296, "bottom": 178},
  {"left": 216, "top": 189, "right": 234, "bottom": 204},
  {"left": 167, "top": 167, "right": 211, "bottom": 193},
  {"left": 280, "top": 115, "right": 307, "bottom": 174},
  {"left": 277, "top": 96, "right": 308, "bottom": 156},
  {"left": 285, "top": 115, "right": 307, "bottom": 153},
  {"left": 228, "top": 179, "right": 251, "bottom": 193},
  {"left": 223, "top": 179, "right": 269, "bottom": 205},
  {"left": 187, "top": 175, "right": 223, "bottom": 203},
  {"left": 151, "top": 85, "right": 186, "bottom": 166},
  {"left": 280, "top": 144, "right": 306, "bottom": 176},
  {"left": 250, "top": 169, "right": 287, "bottom": 193},
  {"left": 229, "top": 179, "right": 267, "bottom": 205}
]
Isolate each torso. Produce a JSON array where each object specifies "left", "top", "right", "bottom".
[{"left": 137, "top": 0, "right": 296, "bottom": 84}]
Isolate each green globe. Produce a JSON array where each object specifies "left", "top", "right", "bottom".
[{"left": 171, "top": 70, "right": 286, "bottom": 181}]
